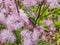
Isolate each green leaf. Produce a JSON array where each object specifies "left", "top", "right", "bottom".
[
  {"left": 17, "top": 28, "right": 22, "bottom": 32},
  {"left": 0, "top": 24, "right": 6, "bottom": 30},
  {"left": 13, "top": 43, "right": 17, "bottom": 45},
  {"left": 29, "top": 17, "right": 36, "bottom": 26},
  {"left": 37, "top": 40, "right": 52, "bottom": 45},
  {"left": 37, "top": 19, "right": 43, "bottom": 25},
  {"left": 14, "top": 28, "right": 22, "bottom": 44},
  {"left": 54, "top": 21, "right": 60, "bottom": 28},
  {"left": 44, "top": 27, "right": 48, "bottom": 31},
  {"left": 5, "top": 43, "right": 17, "bottom": 45},
  {"left": 5, "top": 43, "right": 12, "bottom": 45},
  {"left": 57, "top": 39, "right": 60, "bottom": 45},
  {"left": 24, "top": 10, "right": 29, "bottom": 14}
]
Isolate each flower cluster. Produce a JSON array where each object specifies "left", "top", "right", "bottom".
[{"left": 0, "top": 0, "right": 60, "bottom": 45}]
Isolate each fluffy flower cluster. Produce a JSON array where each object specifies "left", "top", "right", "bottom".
[
  {"left": 0, "top": 29, "right": 16, "bottom": 43},
  {"left": 0, "top": 0, "right": 29, "bottom": 43},
  {"left": 0, "top": 0, "right": 36, "bottom": 44},
  {"left": 22, "top": 0, "right": 60, "bottom": 8},
  {"left": 20, "top": 26, "right": 46, "bottom": 45},
  {"left": 0, "top": 0, "right": 18, "bottom": 43},
  {"left": 22, "top": 0, "right": 37, "bottom": 9},
  {"left": 0, "top": 0, "right": 58, "bottom": 45}
]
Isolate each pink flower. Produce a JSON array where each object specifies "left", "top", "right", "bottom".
[
  {"left": 37, "top": 26, "right": 44, "bottom": 33},
  {"left": 0, "top": 12, "right": 6, "bottom": 24},
  {"left": 45, "top": 0, "right": 60, "bottom": 8},
  {"left": 23, "top": 38, "right": 32, "bottom": 45},
  {"left": 58, "top": 16, "right": 60, "bottom": 21},
  {"left": 6, "top": 15, "right": 19, "bottom": 24},
  {"left": 41, "top": 35, "right": 46, "bottom": 41},
  {"left": 4, "top": 0, "right": 19, "bottom": 16},
  {"left": 20, "top": 29, "right": 32, "bottom": 38},
  {"left": 0, "top": 29, "right": 16, "bottom": 43},
  {"left": 20, "top": 30, "right": 27, "bottom": 37},
  {"left": 36, "top": 0, "right": 43, "bottom": 3},
  {"left": 19, "top": 9, "right": 29, "bottom": 22},
  {"left": 0, "top": 0, "right": 2, "bottom": 3},
  {"left": 46, "top": 0, "right": 52, "bottom": 3},
  {"left": 49, "top": 32, "right": 52, "bottom": 35},
  {"left": 6, "top": 15, "right": 23, "bottom": 31},
  {"left": 22, "top": 0, "right": 37, "bottom": 8},
  {"left": 32, "top": 28, "right": 40, "bottom": 42},
  {"left": 20, "top": 30, "right": 32, "bottom": 45},
  {"left": 49, "top": 25, "right": 56, "bottom": 31},
  {"left": 14, "top": 21, "right": 24, "bottom": 30},
  {"left": 44, "top": 19, "right": 52, "bottom": 26}
]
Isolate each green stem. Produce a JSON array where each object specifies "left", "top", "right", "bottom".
[
  {"left": 40, "top": 7, "right": 48, "bottom": 16},
  {"left": 36, "top": 2, "right": 43, "bottom": 21}
]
